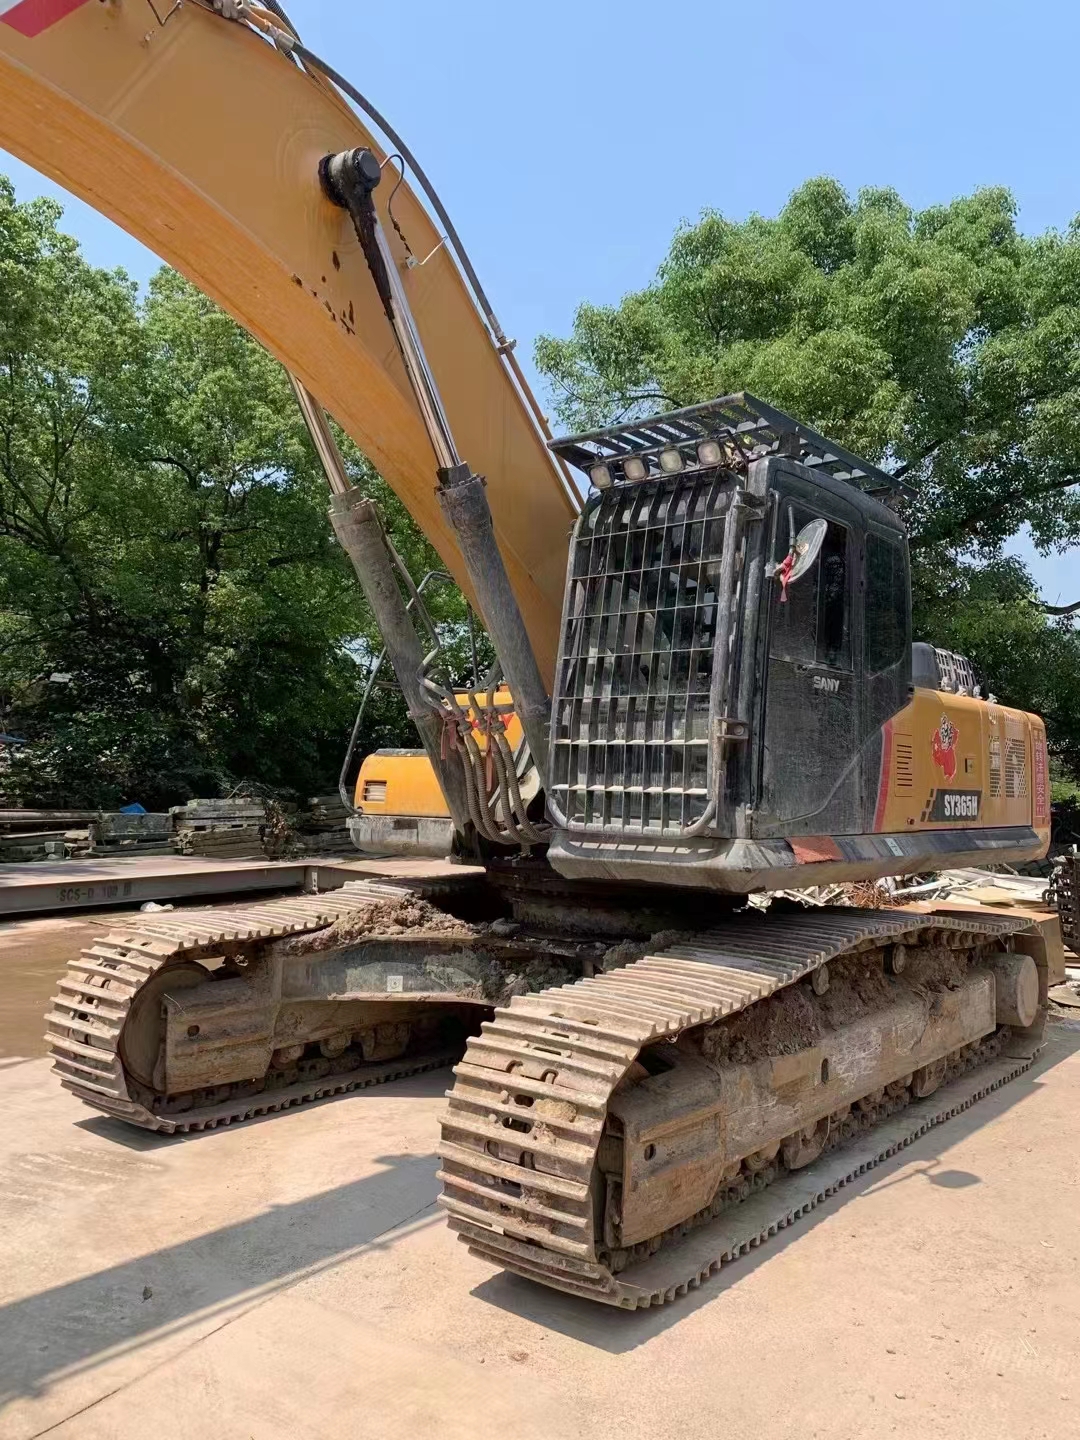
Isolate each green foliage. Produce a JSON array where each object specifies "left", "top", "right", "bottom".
[
  {"left": 7, "top": 172, "right": 1080, "bottom": 805},
  {"left": 536, "top": 177, "right": 1080, "bottom": 774},
  {"left": 0, "top": 179, "right": 464, "bottom": 808}
]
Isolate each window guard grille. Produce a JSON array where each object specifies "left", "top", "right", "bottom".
[{"left": 548, "top": 472, "right": 734, "bottom": 838}]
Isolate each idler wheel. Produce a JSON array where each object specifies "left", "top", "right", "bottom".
[{"left": 119, "top": 961, "right": 211, "bottom": 1091}]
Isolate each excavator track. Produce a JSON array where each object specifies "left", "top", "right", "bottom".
[
  {"left": 45, "top": 879, "right": 463, "bottom": 1134},
  {"left": 439, "top": 907, "right": 1041, "bottom": 1308}
]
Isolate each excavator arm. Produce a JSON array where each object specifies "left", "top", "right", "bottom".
[{"left": 0, "top": 0, "right": 576, "bottom": 682}]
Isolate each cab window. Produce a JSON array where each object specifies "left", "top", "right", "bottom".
[
  {"left": 864, "top": 533, "right": 907, "bottom": 673},
  {"left": 769, "top": 506, "right": 851, "bottom": 670}
]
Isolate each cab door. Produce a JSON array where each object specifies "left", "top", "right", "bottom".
[{"left": 754, "top": 491, "right": 862, "bottom": 837}]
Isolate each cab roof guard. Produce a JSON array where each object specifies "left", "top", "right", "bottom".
[{"left": 550, "top": 391, "right": 915, "bottom": 501}]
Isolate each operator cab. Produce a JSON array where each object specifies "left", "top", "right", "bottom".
[{"left": 545, "top": 393, "right": 958, "bottom": 886}]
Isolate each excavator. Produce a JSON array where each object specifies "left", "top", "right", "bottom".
[{"left": 1, "top": 1, "right": 1060, "bottom": 1308}]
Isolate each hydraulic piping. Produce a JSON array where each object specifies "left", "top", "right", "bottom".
[{"left": 202, "top": 2, "right": 558, "bottom": 850}]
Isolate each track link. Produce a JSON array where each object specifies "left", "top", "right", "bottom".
[
  {"left": 46, "top": 879, "right": 455, "bottom": 1133},
  {"left": 439, "top": 907, "right": 1037, "bottom": 1307}
]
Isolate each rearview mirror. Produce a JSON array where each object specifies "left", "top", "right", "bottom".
[{"left": 785, "top": 519, "right": 828, "bottom": 585}]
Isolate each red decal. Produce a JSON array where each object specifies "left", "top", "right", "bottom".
[
  {"left": 931, "top": 713, "right": 958, "bottom": 782},
  {"left": 790, "top": 836, "right": 843, "bottom": 863},
  {"left": 873, "top": 718, "right": 894, "bottom": 831},
  {"left": 0, "top": 0, "right": 91, "bottom": 37}
]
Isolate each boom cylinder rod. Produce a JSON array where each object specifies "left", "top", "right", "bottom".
[
  {"left": 320, "top": 148, "right": 459, "bottom": 471},
  {"left": 287, "top": 373, "right": 352, "bottom": 496},
  {"left": 373, "top": 219, "right": 459, "bottom": 472},
  {"left": 328, "top": 489, "right": 472, "bottom": 835},
  {"left": 320, "top": 146, "right": 551, "bottom": 785}
]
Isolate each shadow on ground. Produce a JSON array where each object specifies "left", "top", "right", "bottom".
[
  {"left": 72, "top": 1067, "right": 454, "bottom": 1150},
  {"left": 0, "top": 1151, "right": 441, "bottom": 1405},
  {"left": 470, "top": 1025, "right": 1080, "bottom": 1354}
]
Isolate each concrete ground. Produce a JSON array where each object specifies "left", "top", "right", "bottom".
[{"left": 2, "top": 908, "right": 1080, "bottom": 1439}]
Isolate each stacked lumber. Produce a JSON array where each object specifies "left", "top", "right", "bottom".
[
  {"left": 171, "top": 798, "right": 267, "bottom": 859},
  {"left": 90, "top": 812, "right": 173, "bottom": 858},
  {"left": 0, "top": 795, "right": 348, "bottom": 864},
  {"left": 292, "top": 794, "right": 352, "bottom": 856},
  {"left": 0, "top": 809, "right": 94, "bottom": 861}
]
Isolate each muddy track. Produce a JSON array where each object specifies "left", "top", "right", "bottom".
[
  {"left": 439, "top": 907, "right": 1037, "bottom": 1308},
  {"left": 45, "top": 879, "right": 459, "bottom": 1133}
]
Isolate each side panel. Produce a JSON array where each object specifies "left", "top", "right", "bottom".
[
  {"left": 872, "top": 689, "right": 1048, "bottom": 848},
  {"left": 0, "top": 4, "right": 576, "bottom": 680}
]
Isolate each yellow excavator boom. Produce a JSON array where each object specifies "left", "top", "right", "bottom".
[{"left": 0, "top": 0, "right": 576, "bottom": 681}]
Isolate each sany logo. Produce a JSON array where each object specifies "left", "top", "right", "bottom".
[{"left": 0, "top": 0, "right": 91, "bottom": 37}]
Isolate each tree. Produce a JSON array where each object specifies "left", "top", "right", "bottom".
[
  {"left": 0, "top": 181, "right": 467, "bottom": 808},
  {"left": 536, "top": 177, "right": 1080, "bottom": 771}
]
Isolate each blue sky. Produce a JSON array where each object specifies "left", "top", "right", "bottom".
[{"left": 4, "top": 0, "right": 1079, "bottom": 601}]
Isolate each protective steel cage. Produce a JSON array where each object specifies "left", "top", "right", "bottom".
[{"left": 549, "top": 470, "right": 733, "bottom": 837}]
